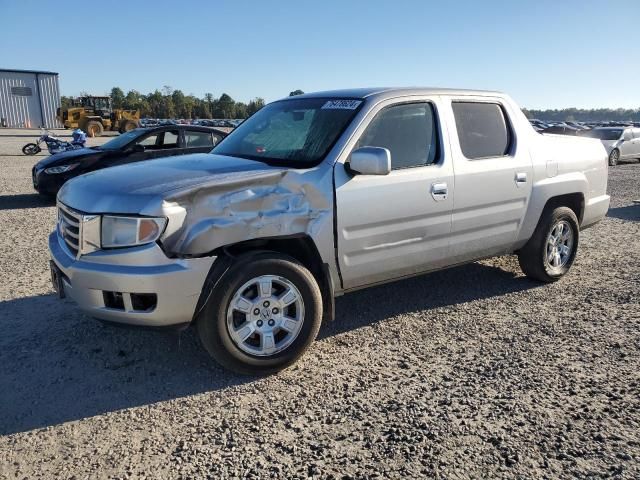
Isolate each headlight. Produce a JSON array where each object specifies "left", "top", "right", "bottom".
[
  {"left": 44, "top": 163, "right": 79, "bottom": 174},
  {"left": 101, "top": 216, "right": 167, "bottom": 248}
]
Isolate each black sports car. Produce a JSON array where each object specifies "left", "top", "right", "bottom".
[{"left": 32, "top": 125, "right": 227, "bottom": 196}]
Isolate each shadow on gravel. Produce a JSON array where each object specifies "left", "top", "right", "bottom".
[
  {"left": 607, "top": 205, "right": 639, "bottom": 222},
  {"left": 323, "top": 262, "right": 540, "bottom": 339},
  {"left": 0, "top": 294, "right": 251, "bottom": 435},
  {"left": 0, "top": 263, "right": 537, "bottom": 435},
  {"left": 0, "top": 193, "right": 55, "bottom": 210}
]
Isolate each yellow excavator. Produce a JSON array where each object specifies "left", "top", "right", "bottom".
[{"left": 57, "top": 96, "right": 140, "bottom": 137}]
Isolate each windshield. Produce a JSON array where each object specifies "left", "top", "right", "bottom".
[
  {"left": 97, "top": 130, "right": 144, "bottom": 150},
  {"left": 212, "top": 98, "right": 363, "bottom": 165},
  {"left": 584, "top": 129, "right": 623, "bottom": 140}
]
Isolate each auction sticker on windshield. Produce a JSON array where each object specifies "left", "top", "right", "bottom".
[{"left": 321, "top": 100, "right": 362, "bottom": 110}]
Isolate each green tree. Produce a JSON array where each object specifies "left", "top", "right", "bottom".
[
  {"left": 247, "top": 97, "right": 265, "bottom": 116},
  {"left": 110, "top": 87, "right": 125, "bottom": 109},
  {"left": 184, "top": 94, "right": 198, "bottom": 119},
  {"left": 215, "top": 93, "right": 235, "bottom": 118},
  {"left": 60, "top": 96, "right": 74, "bottom": 109},
  {"left": 172, "top": 89, "right": 187, "bottom": 118},
  {"left": 234, "top": 102, "right": 248, "bottom": 119},
  {"left": 147, "top": 90, "right": 163, "bottom": 117}
]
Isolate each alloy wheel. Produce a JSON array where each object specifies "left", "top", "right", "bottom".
[
  {"left": 545, "top": 220, "right": 574, "bottom": 269},
  {"left": 226, "top": 275, "right": 305, "bottom": 357}
]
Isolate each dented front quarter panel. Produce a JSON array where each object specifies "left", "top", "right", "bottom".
[{"left": 146, "top": 163, "right": 338, "bottom": 280}]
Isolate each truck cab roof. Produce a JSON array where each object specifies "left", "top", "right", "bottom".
[{"left": 285, "top": 87, "right": 504, "bottom": 102}]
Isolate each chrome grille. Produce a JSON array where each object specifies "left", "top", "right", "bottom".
[{"left": 58, "top": 203, "right": 82, "bottom": 257}]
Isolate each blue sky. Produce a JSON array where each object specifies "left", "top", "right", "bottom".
[{"left": 1, "top": 0, "right": 638, "bottom": 108}]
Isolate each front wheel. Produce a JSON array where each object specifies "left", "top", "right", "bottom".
[
  {"left": 518, "top": 206, "right": 579, "bottom": 282},
  {"left": 22, "top": 143, "right": 41, "bottom": 155},
  {"left": 609, "top": 149, "right": 619, "bottom": 166},
  {"left": 85, "top": 121, "right": 104, "bottom": 137},
  {"left": 196, "top": 252, "right": 322, "bottom": 375}
]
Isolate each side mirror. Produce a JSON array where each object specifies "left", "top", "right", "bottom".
[
  {"left": 349, "top": 147, "right": 391, "bottom": 175},
  {"left": 623, "top": 131, "right": 633, "bottom": 141},
  {"left": 131, "top": 144, "right": 145, "bottom": 153}
]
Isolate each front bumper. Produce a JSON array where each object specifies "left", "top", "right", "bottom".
[
  {"left": 32, "top": 167, "right": 65, "bottom": 195},
  {"left": 49, "top": 231, "right": 216, "bottom": 327}
]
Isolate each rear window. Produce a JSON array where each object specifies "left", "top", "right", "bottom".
[
  {"left": 185, "top": 130, "right": 214, "bottom": 147},
  {"left": 452, "top": 102, "right": 512, "bottom": 159}
]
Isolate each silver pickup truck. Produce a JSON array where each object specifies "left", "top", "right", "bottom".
[{"left": 50, "top": 88, "right": 610, "bottom": 374}]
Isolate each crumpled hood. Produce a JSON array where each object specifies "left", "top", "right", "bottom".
[
  {"left": 58, "top": 153, "right": 284, "bottom": 214},
  {"left": 35, "top": 148, "right": 98, "bottom": 168}
]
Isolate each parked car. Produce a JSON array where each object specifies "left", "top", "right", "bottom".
[
  {"left": 32, "top": 125, "right": 227, "bottom": 195},
  {"left": 583, "top": 126, "right": 640, "bottom": 165},
  {"left": 49, "top": 88, "right": 609, "bottom": 374},
  {"left": 541, "top": 124, "right": 582, "bottom": 136}
]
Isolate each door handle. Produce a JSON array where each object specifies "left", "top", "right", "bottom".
[
  {"left": 431, "top": 182, "right": 448, "bottom": 201},
  {"left": 515, "top": 172, "right": 527, "bottom": 185}
]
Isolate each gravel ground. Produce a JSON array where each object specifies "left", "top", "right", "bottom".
[{"left": 0, "top": 131, "right": 638, "bottom": 479}]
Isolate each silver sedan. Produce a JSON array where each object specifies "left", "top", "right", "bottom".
[{"left": 584, "top": 127, "right": 640, "bottom": 165}]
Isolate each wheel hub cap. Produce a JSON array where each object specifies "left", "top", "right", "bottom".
[
  {"left": 545, "top": 220, "right": 574, "bottom": 269},
  {"left": 226, "top": 275, "right": 305, "bottom": 357}
]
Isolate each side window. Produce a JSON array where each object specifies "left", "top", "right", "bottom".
[
  {"left": 356, "top": 102, "right": 439, "bottom": 169},
  {"left": 162, "top": 130, "right": 179, "bottom": 148},
  {"left": 185, "top": 131, "right": 214, "bottom": 148},
  {"left": 452, "top": 102, "right": 512, "bottom": 159},
  {"left": 137, "top": 133, "right": 161, "bottom": 149}
]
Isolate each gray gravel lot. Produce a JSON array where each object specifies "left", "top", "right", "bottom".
[{"left": 0, "top": 131, "right": 638, "bottom": 479}]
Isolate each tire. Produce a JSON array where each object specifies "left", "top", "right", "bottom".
[
  {"left": 85, "top": 121, "right": 104, "bottom": 138},
  {"left": 196, "top": 252, "right": 323, "bottom": 375},
  {"left": 609, "top": 149, "right": 619, "bottom": 166},
  {"left": 518, "top": 206, "right": 579, "bottom": 283},
  {"left": 22, "top": 143, "right": 41, "bottom": 155},
  {"left": 122, "top": 120, "right": 137, "bottom": 132}
]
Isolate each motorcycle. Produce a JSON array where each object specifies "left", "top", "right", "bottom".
[{"left": 22, "top": 129, "right": 87, "bottom": 155}]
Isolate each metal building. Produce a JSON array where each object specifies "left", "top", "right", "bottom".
[{"left": 0, "top": 69, "right": 61, "bottom": 129}]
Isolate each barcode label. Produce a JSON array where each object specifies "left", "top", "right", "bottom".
[{"left": 321, "top": 100, "right": 362, "bottom": 110}]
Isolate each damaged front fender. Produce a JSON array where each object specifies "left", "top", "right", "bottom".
[{"left": 159, "top": 166, "right": 334, "bottom": 259}]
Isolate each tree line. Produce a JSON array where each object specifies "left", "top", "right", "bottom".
[
  {"left": 61, "top": 86, "right": 272, "bottom": 119},
  {"left": 62, "top": 87, "right": 639, "bottom": 122},
  {"left": 523, "top": 107, "right": 640, "bottom": 122}
]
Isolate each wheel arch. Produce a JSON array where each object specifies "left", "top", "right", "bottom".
[
  {"left": 192, "top": 234, "right": 335, "bottom": 325},
  {"left": 541, "top": 192, "right": 585, "bottom": 224}
]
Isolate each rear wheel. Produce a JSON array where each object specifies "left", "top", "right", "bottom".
[
  {"left": 518, "top": 206, "right": 579, "bottom": 282},
  {"left": 609, "top": 149, "right": 619, "bottom": 166},
  {"left": 85, "top": 121, "right": 104, "bottom": 138},
  {"left": 22, "top": 143, "right": 41, "bottom": 155},
  {"left": 197, "top": 252, "right": 322, "bottom": 375}
]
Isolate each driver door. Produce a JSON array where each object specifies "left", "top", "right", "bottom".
[{"left": 334, "top": 98, "right": 454, "bottom": 289}]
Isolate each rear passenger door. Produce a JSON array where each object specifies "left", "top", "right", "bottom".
[
  {"left": 335, "top": 98, "right": 454, "bottom": 289},
  {"left": 445, "top": 98, "right": 533, "bottom": 264},
  {"left": 183, "top": 129, "right": 223, "bottom": 154}
]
